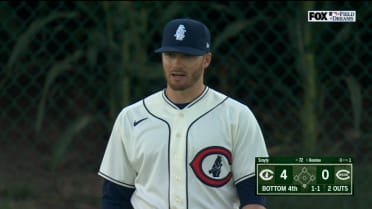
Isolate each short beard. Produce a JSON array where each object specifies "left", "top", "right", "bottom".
[{"left": 165, "top": 68, "right": 204, "bottom": 91}]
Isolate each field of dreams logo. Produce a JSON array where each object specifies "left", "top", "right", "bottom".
[{"left": 308, "top": 11, "right": 356, "bottom": 22}]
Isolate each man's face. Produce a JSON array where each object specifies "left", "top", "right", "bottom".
[{"left": 162, "top": 52, "right": 211, "bottom": 91}]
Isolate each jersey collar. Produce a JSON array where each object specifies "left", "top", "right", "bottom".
[{"left": 162, "top": 86, "right": 209, "bottom": 110}]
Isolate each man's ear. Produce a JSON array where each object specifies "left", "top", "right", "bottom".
[{"left": 203, "top": 53, "right": 212, "bottom": 68}]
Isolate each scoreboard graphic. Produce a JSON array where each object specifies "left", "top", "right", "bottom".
[{"left": 256, "top": 157, "right": 353, "bottom": 195}]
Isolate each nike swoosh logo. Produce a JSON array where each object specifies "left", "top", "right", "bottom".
[{"left": 133, "top": 118, "right": 148, "bottom": 126}]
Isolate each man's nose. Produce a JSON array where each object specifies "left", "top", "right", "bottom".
[{"left": 172, "top": 55, "right": 184, "bottom": 66}]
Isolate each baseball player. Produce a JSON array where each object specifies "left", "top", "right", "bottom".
[{"left": 98, "top": 18, "right": 269, "bottom": 209}]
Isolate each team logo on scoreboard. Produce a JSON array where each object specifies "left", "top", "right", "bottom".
[
  {"left": 336, "top": 169, "right": 351, "bottom": 180},
  {"left": 190, "top": 146, "right": 232, "bottom": 187},
  {"left": 259, "top": 169, "right": 274, "bottom": 181}
]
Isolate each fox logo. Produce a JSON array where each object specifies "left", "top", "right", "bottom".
[{"left": 174, "top": 24, "right": 186, "bottom": 41}]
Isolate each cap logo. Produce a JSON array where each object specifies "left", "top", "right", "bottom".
[{"left": 174, "top": 24, "right": 186, "bottom": 41}]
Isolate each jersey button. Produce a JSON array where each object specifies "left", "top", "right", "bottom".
[
  {"left": 179, "top": 113, "right": 184, "bottom": 117},
  {"left": 176, "top": 133, "right": 181, "bottom": 138}
]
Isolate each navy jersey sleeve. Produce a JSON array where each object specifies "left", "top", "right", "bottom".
[
  {"left": 236, "top": 176, "right": 267, "bottom": 208},
  {"left": 102, "top": 179, "right": 135, "bottom": 209}
]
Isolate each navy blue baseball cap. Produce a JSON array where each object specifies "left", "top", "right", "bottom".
[{"left": 155, "top": 18, "right": 211, "bottom": 56}]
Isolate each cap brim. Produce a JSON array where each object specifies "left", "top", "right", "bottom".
[{"left": 154, "top": 46, "right": 208, "bottom": 56}]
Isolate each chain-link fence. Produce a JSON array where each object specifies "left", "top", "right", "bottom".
[{"left": 0, "top": 1, "right": 370, "bottom": 209}]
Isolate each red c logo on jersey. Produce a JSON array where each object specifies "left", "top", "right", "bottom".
[{"left": 190, "top": 146, "right": 232, "bottom": 187}]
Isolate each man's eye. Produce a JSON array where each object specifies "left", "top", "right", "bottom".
[
  {"left": 183, "top": 54, "right": 194, "bottom": 58},
  {"left": 164, "top": 52, "right": 175, "bottom": 57}
]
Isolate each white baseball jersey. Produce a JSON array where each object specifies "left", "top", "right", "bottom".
[{"left": 98, "top": 87, "right": 268, "bottom": 209}]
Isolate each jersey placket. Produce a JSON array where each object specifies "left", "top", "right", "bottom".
[{"left": 169, "top": 110, "right": 189, "bottom": 209}]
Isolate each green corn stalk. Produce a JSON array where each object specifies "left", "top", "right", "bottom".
[
  {"left": 0, "top": 11, "right": 82, "bottom": 133},
  {"left": 102, "top": 2, "right": 183, "bottom": 120},
  {"left": 49, "top": 115, "right": 94, "bottom": 170},
  {"left": 344, "top": 75, "right": 362, "bottom": 139},
  {"left": 35, "top": 50, "right": 84, "bottom": 132},
  {"left": 290, "top": 2, "right": 318, "bottom": 154},
  {"left": 2, "top": 10, "right": 93, "bottom": 170},
  {"left": 1, "top": 12, "right": 77, "bottom": 90},
  {"left": 301, "top": 2, "right": 318, "bottom": 154},
  {"left": 102, "top": 1, "right": 145, "bottom": 120}
]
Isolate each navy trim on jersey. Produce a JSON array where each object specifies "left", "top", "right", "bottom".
[
  {"left": 175, "top": 103, "right": 189, "bottom": 109},
  {"left": 102, "top": 179, "right": 135, "bottom": 209},
  {"left": 236, "top": 177, "right": 267, "bottom": 208},
  {"left": 142, "top": 99, "right": 172, "bottom": 208},
  {"left": 162, "top": 86, "right": 209, "bottom": 109},
  {"left": 235, "top": 172, "right": 256, "bottom": 184},
  {"left": 99, "top": 171, "right": 135, "bottom": 188},
  {"left": 187, "top": 86, "right": 209, "bottom": 108},
  {"left": 162, "top": 92, "right": 179, "bottom": 109}
]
